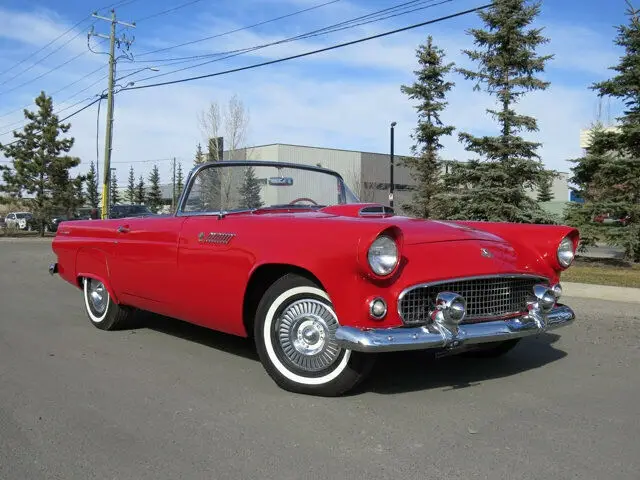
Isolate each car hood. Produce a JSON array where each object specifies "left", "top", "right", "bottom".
[
  {"left": 316, "top": 204, "right": 506, "bottom": 245},
  {"left": 386, "top": 217, "right": 506, "bottom": 245}
]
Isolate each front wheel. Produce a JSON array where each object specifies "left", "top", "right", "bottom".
[{"left": 254, "top": 274, "right": 375, "bottom": 396}]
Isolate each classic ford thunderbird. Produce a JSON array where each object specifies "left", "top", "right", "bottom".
[{"left": 49, "top": 161, "right": 578, "bottom": 396}]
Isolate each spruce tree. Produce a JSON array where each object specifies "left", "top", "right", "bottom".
[
  {"left": 567, "top": 3, "right": 640, "bottom": 261},
  {"left": 176, "top": 163, "right": 184, "bottom": 197},
  {"left": 440, "top": 0, "right": 555, "bottom": 223},
  {"left": 135, "top": 175, "right": 146, "bottom": 205},
  {"left": 238, "top": 166, "right": 264, "bottom": 209},
  {"left": 536, "top": 173, "right": 555, "bottom": 202},
  {"left": 194, "top": 142, "right": 219, "bottom": 210},
  {"left": 0, "top": 91, "right": 80, "bottom": 235},
  {"left": 85, "top": 161, "right": 100, "bottom": 209},
  {"left": 147, "top": 164, "right": 163, "bottom": 213},
  {"left": 565, "top": 125, "right": 615, "bottom": 254},
  {"left": 126, "top": 166, "right": 136, "bottom": 204},
  {"left": 400, "top": 35, "right": 454, "bottom": 219},
  {"left": 110, "top": 169, "right": 120, "bottom": 205}
]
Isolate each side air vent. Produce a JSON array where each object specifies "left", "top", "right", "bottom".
[{"left": 359, "top": 205, "right": 394, "bottom": 217}]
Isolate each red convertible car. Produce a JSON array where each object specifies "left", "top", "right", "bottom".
[{"left": 49, "top": 161, "right": 578, "bottom": 396}]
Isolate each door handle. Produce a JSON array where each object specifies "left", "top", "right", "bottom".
[{"left": 117, "top": 225, "right": 130, "bottom": 233}]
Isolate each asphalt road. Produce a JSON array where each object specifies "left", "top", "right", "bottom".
[{"left": 1, "top": 238, "right": 639, "bottom": 480}]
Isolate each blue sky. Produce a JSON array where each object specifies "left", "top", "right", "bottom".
[{"left": 0, "top": 0, "right": 631, "bottom": 184}]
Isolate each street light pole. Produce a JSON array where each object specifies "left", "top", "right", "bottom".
[{"left": 389, "top": 121, "right": 397, "bottom": 208}]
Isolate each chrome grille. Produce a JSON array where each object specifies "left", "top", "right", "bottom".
[{"left": 398, "top": 275, "right": 547, "bottom": 325}]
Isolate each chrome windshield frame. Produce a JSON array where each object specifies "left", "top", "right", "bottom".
[{"left": 175, "top": 160, "right": 351, "bottom": 218}]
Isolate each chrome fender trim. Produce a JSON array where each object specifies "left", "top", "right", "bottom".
[{"left": 335, "top": 304, "right": 575, "bottom": 353}]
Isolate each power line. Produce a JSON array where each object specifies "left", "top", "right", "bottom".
[
  {"left": 0, "top": 20, "right": 93, "bottom": 82},
  {"left": 0, "top": 50, "right": 89, "bottom": 97},
  {"left": 124, "top": 1, "right": 484, "bottom": 91},
  {"left": 132, "top": 0, "right": 453, "bottom": 75},
  {"left": 0, "top": 65, "right": 105, "bottom": 120},
  {"left": 0, "top": 0, "right": 140, "bottom": 80},
  {"left": 134, "top": 0, "right": 205, "bottom": 23},
  {"left": 0, "top": 97, "right": 102, "bottom": 148},
  {"left": 135, "top": 0, "right": 342, "bottom": 58}
]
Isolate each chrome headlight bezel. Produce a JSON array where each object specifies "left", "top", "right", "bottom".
[
  {"left": 367, "top": 235, "right": 399, "bottom": 277},
  {"left": 557, "top": 236, "right": 575, "bottom": 268}
]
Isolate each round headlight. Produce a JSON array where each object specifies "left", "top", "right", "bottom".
[
  {"left": 557, "top": 236, "right": 575, "bottom": 267},
  {"left": 367, "top": 235, "right": 398, "bottom": 276}
]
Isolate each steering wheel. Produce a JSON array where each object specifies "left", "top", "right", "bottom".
[{"left": 288, "top": 197, "right": 318, "bottom": 206}]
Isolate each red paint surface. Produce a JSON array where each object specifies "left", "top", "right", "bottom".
[{"left": 52, "top": 206, "right": 579, "bottom": 336}]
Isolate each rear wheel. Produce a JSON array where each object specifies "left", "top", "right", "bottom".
[
  {"left": 254, "top": 274, "right": 375, "bottom": 396},
  {"left": 82, "top": 277, "right": 133, "bottom": 330}
]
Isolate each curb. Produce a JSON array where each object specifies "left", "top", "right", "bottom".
[{"left": 562, "top": 281, "right": 640, "bottom": 304}]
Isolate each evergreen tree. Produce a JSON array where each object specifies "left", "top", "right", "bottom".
[
  {"left": 238, "top": 166, "right": 264, "bottom": 209},
  {"left": 176, "top": 163, "right": 184, "bottom": 197},
  {"left": 439, "top": 0, "right": 555, "bottom": 223},
  {"left": 0, "top": 91, "right": 80, "bottom": 235},
  {"left": 85, "top": 161, "right": 100, "bottom": 209},
  {"left": 194, "top": 143, "right": 205, "bottom": 165},
  {"left": 567, "top": 4, "right": 640, "bottom": 261},
  {"left": 147, "top": 164, "right": 163, "bottom": 213},
  {"left": 536, "top": 173, "right": 555, "bottom": 202},
  {"left": 126, "top": 166, "right": 136, "bottom": 204},
  {"left": 110, "top": 169, "right": 120, "bottom": 205},
  {"left": 400, "top": 35, "right": 454, "bottom": 219},
  {"left": 194, "top": 142, "right": 219, "bottom": 210},
  {"left": 135, "top": 175, "right": 146, "bottom": 205},
  {"left": 565, "top": 125, "right": 616, "bottom": 253}
]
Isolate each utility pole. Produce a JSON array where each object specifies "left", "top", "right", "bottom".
[
  {"left": 88, "top": 9, "right": 135, "bottom": 219},
  {"left": 171, "top": 157, "right": 176, "bottom": 211},
  {"left": 389, "top": 121, "right": 396, "bottom": 208}
]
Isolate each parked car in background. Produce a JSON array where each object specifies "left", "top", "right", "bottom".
[
  {"left": 49, "top": 161, "right": 579, "bottom": 396},
  {"left": 109, "top": 204, "right": 155, "bottom": 219},
  {"left": 5, "top": 211, "right": 33, "bottom": 230},
  {"left": 594, "top": 212, "right": 631, "bottom": 226}
]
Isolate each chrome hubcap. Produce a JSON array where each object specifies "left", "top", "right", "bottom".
[
  {"left": 88, "top": 279, "right": 107, "bottom": 315},
  {"left": 277, "top": 299, "right": 341, "bottom": 372}
]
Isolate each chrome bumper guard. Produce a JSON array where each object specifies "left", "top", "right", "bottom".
[{"left": 334, "top": 304, "right": 575, "bottom": 353}]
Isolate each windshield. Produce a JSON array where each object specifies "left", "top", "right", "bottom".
[{"left": 181, "top": 163, "right": 359, "bottom": 214}]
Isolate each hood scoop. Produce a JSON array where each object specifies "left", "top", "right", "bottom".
[
  {"left": 319, "top": 203, "right": 395, "bottom": 218},
  {"left": 359, "top": 205, "right": 394, "bottom": 217}
]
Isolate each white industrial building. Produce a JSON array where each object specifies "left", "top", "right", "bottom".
[{"left": 225, "top": 143, "right": 570, "bottom": 216}]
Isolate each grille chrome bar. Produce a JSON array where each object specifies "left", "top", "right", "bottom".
[{"left": 398, "top": 274, "right": 549, "bottom": 325}]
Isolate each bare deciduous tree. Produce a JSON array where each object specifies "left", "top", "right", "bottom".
[
  {"left": 345, "top": 167, "right": 376, "bottom": 202},
  {"left": 198, "top": 94, "right": 250, "bottom": 161}
]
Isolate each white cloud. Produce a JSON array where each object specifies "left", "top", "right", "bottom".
[{"left": 0, "top": 0, "right": 622, "bottom": 186}]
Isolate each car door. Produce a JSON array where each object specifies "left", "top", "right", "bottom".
[
  {"left": 174, "top": 215, "right": 249, "bottom": 335},
  {"left": 109, "top": 215, "right": 186, "bottom": 317}
]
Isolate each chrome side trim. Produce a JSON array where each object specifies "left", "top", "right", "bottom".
[
  {"left": 335, "top": 304, "right": 574, "bottom": 353},
  {"left": 396, "top": 273, "right": 550, "bottom": 322}
]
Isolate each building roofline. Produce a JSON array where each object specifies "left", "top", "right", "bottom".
[
  {"left": 237, "top": 142, "right": 396, "bottom": 157},
  {"left": 233, "top": 143, "right": 568, "bottom": 173}
]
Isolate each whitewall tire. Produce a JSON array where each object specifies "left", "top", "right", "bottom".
[
  {"left": 82, "top": 277, "right": 132, "bottom": 331},
  {"left": 254, "top": 273, "right": 375, "bottom": 396}
]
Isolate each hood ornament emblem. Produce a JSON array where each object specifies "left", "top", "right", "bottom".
[{"left": 481, "top": 248, "right": 493, "bottom": 258}]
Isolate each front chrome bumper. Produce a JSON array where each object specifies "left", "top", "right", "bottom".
[{"left": 334, "top": 304, "right": 575, "bottom": 353}]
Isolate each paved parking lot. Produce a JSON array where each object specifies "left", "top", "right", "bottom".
[{"left": 1, "top": 238, "right": 639, "bottom": 479}]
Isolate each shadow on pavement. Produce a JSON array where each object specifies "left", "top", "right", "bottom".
[
  {"left": 129, "top": 311, "right": 567, "bottom": 396},
  {"left": 356, "top": 333, "right": 566, "bottom": 395},
  {"left": 134, "top": 311, "right": 259, "bottom": 362}
]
